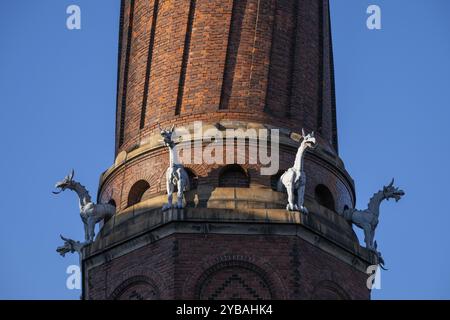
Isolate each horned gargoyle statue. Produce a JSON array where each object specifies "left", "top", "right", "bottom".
[
  {"left": 277, "top": 129, "right": 316, "bottom": 213},
  {"left": 341, "top": 178, "right": 405, "bottom": 251},
  {"left": 159, "top": 124, "right": 190, "bottom": 211},
  {"left": 53, "top": 170, "right": 116, "bottom": 243},
  {"left": 56, "top": 235, "right": 86, "bottom": 257}
]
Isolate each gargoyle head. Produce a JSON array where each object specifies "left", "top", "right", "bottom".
[
  {"left": 53, "top": 170, "right": 75, "bottom": 195},
  {"left": 56, "top": 235, "right": 86, "bottom": 257},
  {"left": 56, "top": 235, "right": 77, "bottom": 257},
  {"left": 383, "top": 178, "right": 405, "bottom": 202},
  {"left": 159, "top": 124, "right": 175, "bottom": 148},
  {"left": 301, "top": 129, "right": 316, "bottom": 149}
]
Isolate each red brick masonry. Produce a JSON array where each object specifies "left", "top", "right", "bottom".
[{"left": 84, "top": 0, "right": 372, "bottom": 300}]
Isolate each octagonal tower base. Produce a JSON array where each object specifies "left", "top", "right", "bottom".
[{"left": 83, "top": 194, "right": 375, "bottom": 300}]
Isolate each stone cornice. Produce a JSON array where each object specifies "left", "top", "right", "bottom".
[{"left": 83, "top": 205, "right": 376, "bottom": 274}]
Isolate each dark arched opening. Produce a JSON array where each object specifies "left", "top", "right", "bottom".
[
  {"left": 108, "top": 199, "right": 117, "bottom": 207},
  {"left": 127, "top": 180, "right": 150, "bottom": 207},
  {"left": 315, "top": 184, "right": 335, "bottom": 211},
  {"left": 185, "top": 168, "right": 198, "bottom": 189},
  {"left": 218, "top": 165, "right": 249, "bottom": 188}
]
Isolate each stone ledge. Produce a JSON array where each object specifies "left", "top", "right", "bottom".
[
  {"left": 83, "top": 218, "right": 375, "bottom": 275},
  {"left": 83, "top": 203, "right": 376, "bottom": 273}
]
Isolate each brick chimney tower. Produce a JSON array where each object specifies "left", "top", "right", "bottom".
[{"left": 83, "top": 0, "right": 376, "bottom": 299}]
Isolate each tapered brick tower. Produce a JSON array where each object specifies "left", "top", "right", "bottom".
[{"left": 83, "top": 0, "right": 377, "bottom": 300}]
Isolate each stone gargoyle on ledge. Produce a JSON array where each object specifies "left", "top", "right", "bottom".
[
  {"left": 159, "top": 124, "right": 190, "bottom": 211},
  {"left": 53, "top": 170, "right": 116, "bottom": 260},
  {"left": 340, "top": 178, "right": 405, "bottom": 268},
  {"left": 277, "top": 129, "right": 317, "bottom": 214}
]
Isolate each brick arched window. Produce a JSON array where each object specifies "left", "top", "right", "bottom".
[
  {"left": 127, "top": 180, "right": 150, "bottom": 207},
  {"left": 315, "top": 184, "right": 335, "bottom": 211},
  {"left": 311, "top": 280, "right": 350, "bottom": 300},
  {"left": 110, "top": 276, "right": 160, "bottom": 300},
  {"left": 219, "top": 165, "right": 249, "bottom": 188},
  {"left": 108, "top": 199, "right": 117, "bottom": 207},
  {"left": 184, "top": 168, "right": 198, "bottom": 190}
]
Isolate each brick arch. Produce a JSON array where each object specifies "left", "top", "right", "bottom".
[
  {"left": 184, "top": 167, "right": 198, "bottom": 189},
  {"left": 127, "top": 179, "right": 150, "bottom": 207},
  {"left": 158, "top": 168, "right": 167, "bottom": 192},
  {"left": 311, "top": 280, "right": 351, "bottom": 300},
  {"left": 109, "top": 275, "right": 160, "bottom": 300},
  {"left": 183, "top": 255, "right": 287, "bottom": 300},
  {"left": 115, "top": 161, "right": 165, "bottom": 209},
  {"left": 314, "top": 184, "right": 335, "bottom": 212},
  {"left": 218, "top": 164, "right": 250, "bottom": 188},
  {"left": 107, "top": 267, "right": 168, "bottom": 300},
  {"left": 99, "top": 182, "right": 120, "bottom": 208},
  {"left": 107, "top": 199, "right": 117, "bottom": 207}
]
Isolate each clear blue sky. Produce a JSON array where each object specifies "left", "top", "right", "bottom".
[{"left": 0, "top": 0, "right": 449, "bottom": 300}]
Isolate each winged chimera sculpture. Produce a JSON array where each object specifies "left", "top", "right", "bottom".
[{"left": 341, "top": 178, "right": 405, "bottom": 251}]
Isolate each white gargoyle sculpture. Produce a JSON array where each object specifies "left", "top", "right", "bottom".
[
  {"left": 341, "top": 178, "right": 405, "bottom": 251},
  {"left": 277, "top": 129, "right": 316, "bottom": 213},
  {"left": 159, "top": 124, "right": 190, "bottom": 211},
  {"left": 53, "top": 170, "right": 115, "bottom": 242}
]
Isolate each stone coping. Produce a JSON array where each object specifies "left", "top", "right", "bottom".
[{"left": 83, "top": 198, "right": 376, "bottom": 272}]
